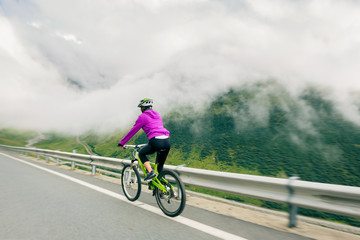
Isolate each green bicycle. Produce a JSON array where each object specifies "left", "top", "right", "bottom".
[{"left": 121, "top": 144, "right": 186, "bottom": 217}]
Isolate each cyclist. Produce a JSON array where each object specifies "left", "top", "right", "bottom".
[{"left": 118, "top": 98, "right": 170, "bottom": 182}]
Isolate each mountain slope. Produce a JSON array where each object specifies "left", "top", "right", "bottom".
[
  {"left": 3, "top": 81, "right": 358, "bottom": 187},
  {"left": 163, "top": 82, "right": 360, "bottom": 186},
  {"left": 57, "top": 81, "right": 359, "bottom": 187},
  {"left": 28, "top": 81, "right": 360, "bottom": 186}
]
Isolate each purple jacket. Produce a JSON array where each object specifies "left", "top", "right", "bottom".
[{"left": 119, "top": 110, "right": 170, "bottom": 146}]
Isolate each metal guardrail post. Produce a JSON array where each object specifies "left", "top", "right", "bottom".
[
  {"left": 90, "top": 155, "right": 96, "bottom": 175},
  {"left": 72, "top": 150, "right": 76, "bottom": 169},
  {"left": 287, "top": 176, "right": 300, "bottom": 228}
]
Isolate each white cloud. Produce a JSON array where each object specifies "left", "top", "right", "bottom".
[
  {"left": 29, "top": 21, "right": 42, "bottom": 29},
  {"left": 0, "top": 0, "right": 360, "bottom": 133},
  {"left": 56, "top": 32, "right": 82, "bottom": 45}
]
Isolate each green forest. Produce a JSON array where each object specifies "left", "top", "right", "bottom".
[
  {"left": 1, "top": 81, "right": 360, "bottom": 226},
  {"left": 68, "top": 81, "right": 359, "bottom": 188},
  {"left": 1, "top": 81, "right": 359, "bottom": 186}
]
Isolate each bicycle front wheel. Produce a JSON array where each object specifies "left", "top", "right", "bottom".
[
  {"left": 121, "top": 165, "right": 141, "bottom": 201},
  {"left": 155, "top": 169, "right": 186, "bottom": 217}
]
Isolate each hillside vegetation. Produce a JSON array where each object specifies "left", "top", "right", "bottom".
[
  {"left": 3, "top": 81, "right": 359, "bottom": 186},
  {"left": 0, "top": 128, "right": 37, "bottom": 146},
  {"left": 100, "top": 81, "right": 359, "bottom": 187},
  {"left": 163, "top": 82, "right": 360, "bottom": 187}
]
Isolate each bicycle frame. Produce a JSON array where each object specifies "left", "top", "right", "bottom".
[
  {"left": 122, "top": 144, "right": 186, "bottom": 217},
  {"left": 126, "top": 145, "right": 170, "bottom": 194}
]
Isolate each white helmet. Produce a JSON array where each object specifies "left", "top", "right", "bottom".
[{"left": 137, "top": 98, "right": 153, "bottom": 107}]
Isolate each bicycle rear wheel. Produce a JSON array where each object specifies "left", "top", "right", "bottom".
[
  {"left": 155, "top": 169, "right": 186, "bottom": 217},
  {"left": 121, "top": 165, "right": 141, "bottom": 201}
]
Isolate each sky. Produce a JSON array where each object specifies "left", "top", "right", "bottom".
[{"left": 0, "top": 0, "right": 360, "bottom": 134}]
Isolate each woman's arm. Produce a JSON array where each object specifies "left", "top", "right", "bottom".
[{"left": 118, "top": 115, "right": 144, "bottom": 146}]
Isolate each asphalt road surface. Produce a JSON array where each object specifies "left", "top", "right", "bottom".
[{"left": 0, "top": 151, "right": 313, "bottom": 240}]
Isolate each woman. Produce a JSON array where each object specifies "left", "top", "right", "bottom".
[{"left": 118, "top": 98, "right": 170, "bottom": 181}]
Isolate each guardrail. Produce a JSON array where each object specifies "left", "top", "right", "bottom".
[{"left": 1, "top": 144, "right": 359, "bottom": 228}]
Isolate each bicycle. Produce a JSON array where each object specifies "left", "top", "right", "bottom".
[{"left": 120, "top": 144, "right": 186, "bottom": 217}]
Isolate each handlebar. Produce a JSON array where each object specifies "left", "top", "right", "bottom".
[{"left": 123, "top": 144, "right": 147, "bottom": 150}]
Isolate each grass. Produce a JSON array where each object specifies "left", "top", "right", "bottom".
[
  {"left": 34, "top": 132, "right": 88, "bottom": 154},
  {"left": 0, "top": 128, "right": 37, "bottom": 146}
]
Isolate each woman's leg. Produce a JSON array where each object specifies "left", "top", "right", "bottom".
[
  {"left": 139, "top": 138, "right": 170, "bottom": 173},
  {"left": 139, "top": 144, "right": 155, "bottom": 173},
  {"left": 155, "top": 138, "right": 171, "bottom": 173},
  {"left": 156, "top": 149, "right": 169, "bottom": 174}
]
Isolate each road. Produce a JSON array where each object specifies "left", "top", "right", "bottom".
[
  {"left": 0, "top": 151, "right": 313, "bottom": 240},
  {"left": 76, "top": 136, "right": 96, "bottom": 155}
]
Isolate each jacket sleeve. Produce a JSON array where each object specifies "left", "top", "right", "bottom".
[{"left": 119, "top": 115, "right": 144, "bottom": 146}]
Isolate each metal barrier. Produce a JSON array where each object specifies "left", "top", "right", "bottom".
[{"left": 1, "top": 144, "right": 359, "bottom": 228}]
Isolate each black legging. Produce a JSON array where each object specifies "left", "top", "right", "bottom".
[{"left": 139, "top": 138, "right": 170, "bottom": 174}]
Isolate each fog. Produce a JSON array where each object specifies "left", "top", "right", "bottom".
[{"left": 1, "top": 0, "right": 360, "bottom": 134}]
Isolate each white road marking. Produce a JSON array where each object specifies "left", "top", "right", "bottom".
[{"left": 0, "top": 152, "right": 247, "bottom": 240}]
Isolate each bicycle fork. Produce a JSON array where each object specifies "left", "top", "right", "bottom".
[{"left": 124, "top": 167, "right": 135, "bottom": 186}]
